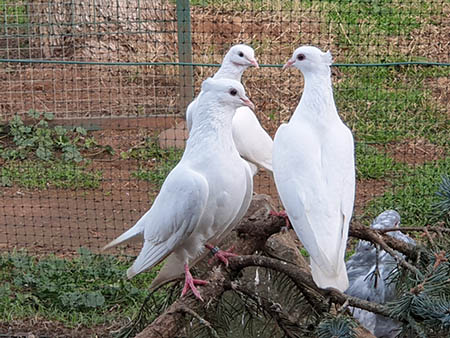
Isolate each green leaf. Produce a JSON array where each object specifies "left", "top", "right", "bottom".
[
  {"left": 75, "top": 126, "right": 87, "bottom": 136},
  {"left": 27, "top": 109, "right": 41, "bottom": 119},
  {"left": 104, "top": 145, "right": 114, "bottom": 155},
  {"left": 84, "top": 291, "right": 105, "bottom": 308},
  {"left": 62, "top": 145, "right": 82, "bottom": 163},
  {"left": 43, "top": 112, "right": 54, "bottom": 121},
  {"left": 54, "top": 125, "right": 67, "bottom": 136},
  {"left": 1, "top": 175, "right": 12, "bottom": 187},
  {"left": 83, "top": 137, "right": 97, "bottom": 149},
  {"left": 36, "top": 146, "right": 52, "bottom": 161},
  {"left": 37, "top": 119, "right": 49, "bottom": 128}
]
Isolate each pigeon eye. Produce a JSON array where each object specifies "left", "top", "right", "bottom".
[
  {"left": 238, "top": 51, "right": 244, "bottom": 57},
  {"left": 229, "top": 89, "right": 237, "bottom": 96},
  {"left": 297, "top": 53, "right": 306, "bottom": 61}
]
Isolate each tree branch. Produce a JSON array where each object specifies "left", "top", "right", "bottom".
[
  {"left": 133, "top": 196, "right": 422, "bottom": 337},
  {"left": 135, "top": 195, "right": 280, "bottom": 338},
  {"left": 229, "top": 255, "right": 392, "bottom": 318},
  {"left": 349, "top": 224, "right": 419, "bottom": 261},
  {"left": 378, "top": 226, "right": 450, "bottom": 233}
]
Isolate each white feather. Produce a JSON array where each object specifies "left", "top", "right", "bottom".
[
  {"left": 232, "top": 107, "right": 273, "bottom": 172},
  {"left": 273, "top": 46, "right": 355, "bottom": 292},
  {"left": 187, "top": 44, "right": 273, "bottom": 175},
  {"left": 104, "top": 78, "right": 253, "bottom": 284}
]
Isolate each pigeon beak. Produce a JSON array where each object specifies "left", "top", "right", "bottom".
[
  {"left": 240, "top": 97, "right": 255, "bottom": 111},
  {"left": 248, "top": 58, "right": 259, "bottom": 68},
  {"left": 282, "top": 58, "right": 295, "bottom": 70}
]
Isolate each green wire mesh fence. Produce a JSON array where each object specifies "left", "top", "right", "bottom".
[{"left": 0, "top": 0, "right": 448, "bottom": 254}]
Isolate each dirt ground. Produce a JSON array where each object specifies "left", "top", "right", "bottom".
[
  {"left": 0, "top": 319, "right": 119, "bottom": 338},
  {"left": 0, "top": 124, "right": 393, "bottom": 256}
]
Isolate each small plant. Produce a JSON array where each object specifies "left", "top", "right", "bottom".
[
  {"left": 0, "top": 248, "right": 164, "bottom": 327},
  {"left": 0, "top": 160, "right": 102, "bottom": 189},
  {"left": 1, "top": 110, "right": 86, "bottom": 162},
  {"left": 123, "top": 137, "right": 183, "bottom": 188},
  {"left": 1, "top": 110, "right": 113, "bottom": 163}
]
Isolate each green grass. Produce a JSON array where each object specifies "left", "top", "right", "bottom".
[
  {"left": 326, "top": 0, "right": 421, "bottom": 38},
  {"left": 321, "top": 0, "right": 444, "bottom": 61},
  {"left": 1, "top": 160, "right": 102, "bottom": 189},
  {"left": 365, "top": 157, "right": 450, "bottom": 226},
  {"left": 337, "top": 66, "right": 449, "bottom": 145},
  {"left": 355, "top": 143, "right": 407, "bottom": 180},
  {"left": 0, "top": 0, "right": 28, "bottom": 27},
  {"left": 123, "top": 137, "right": 183, "bottom": 188},
  {"left": 188, "top": 0, "right": 303, "bottom": 11},
  {"left": 0, "top": 248, "right": 164, "bottom": 327}
]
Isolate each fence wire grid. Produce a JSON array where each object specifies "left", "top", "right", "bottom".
[{"left": 0, "top": 0, "right": 449, "bottom": 254}]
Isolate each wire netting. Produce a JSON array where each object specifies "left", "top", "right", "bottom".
[{"left": 0, "top": 0, "right": 448, "bottom": 255}]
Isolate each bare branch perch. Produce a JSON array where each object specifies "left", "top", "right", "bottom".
[
  {"left": 349, "top": 224, "right": 419, "bottom": 261},
  {"left": 134, "top": 196, "right": 422, "bottom": 337},
  {"left": 378, "top": 226, "right": 450, "bottom": 233}
]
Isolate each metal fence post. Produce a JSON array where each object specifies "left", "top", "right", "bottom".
[{"left": 176, "top": 0, "right": 194, "bottom": 116}]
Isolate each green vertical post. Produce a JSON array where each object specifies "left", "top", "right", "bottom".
[{"left": 176, "top": 0, "right": 194, "bottom": 116}]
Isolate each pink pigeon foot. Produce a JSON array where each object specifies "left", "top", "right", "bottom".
[
  {"left": 205, "top": 243, "right": 238, "bottom": 266},
  {"left": 181, "top": 263, "right": 208, "bottom": 301},
  {"left": 270, "top": 210, "right": 291, "bottom": 231}
]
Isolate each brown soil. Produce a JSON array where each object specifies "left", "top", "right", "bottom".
[
  {"left": 0, "top": 318, "right": 119, "bottom": 338},
  {"left": 353, "top": 178, "right": 392, "bottom": 227},
  {"left": 427, "top": 76, "right": 450, "bottom": 110},
  {"left": 0, "top": 124, "right": 282, "bottom": 255},
  {"left": 383, "top": 138, "right": 447, "bottom": 165},
  {"left": 0, "top": 120, "right": 385, "bottom": 255}
]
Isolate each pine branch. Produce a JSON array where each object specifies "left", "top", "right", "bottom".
[
  {"left": 228, "top": 255, "right": 393, "bottom": 318},
  {"left": 229, "top": 282, "right": 306, "bottom": 338},
  {"left": 177, "top": 305, "right": 221, "bottom": 338}
]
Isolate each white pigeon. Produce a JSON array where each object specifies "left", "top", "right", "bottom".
[
  {"left": 186, "top": 44, "right": 273, "bottom": 175},
  {"left": 104, "top": 78, "right": 254, "bottom": 300},
  {"left": 346, "top": 210, "right": 415, "bottom": 338},
  {"left": 272, "top": 46, "right": 355, "bottom": 292}
]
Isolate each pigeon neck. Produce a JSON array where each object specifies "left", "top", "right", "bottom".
[
  {"left": 187, "top": 100, "right": 235, "bottom": 151},
  {"left": 291, "top": 68, "right": 337, "bottom": 122},
  {"left": 213, "top": 61, "right": 245, "bottom": 82}
]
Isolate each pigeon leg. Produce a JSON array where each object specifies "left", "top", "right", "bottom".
[
  {"left": 270, "top": 210, "right": 291, "bottom": 231},
  {"left": 181, "top": 263, "right": 208, "bottom": 301},
  {"left": 205, "top": 243, "right": 238, "bottom": 266}
]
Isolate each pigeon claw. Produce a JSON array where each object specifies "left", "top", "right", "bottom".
[
  {"left": 270, "top": 210, "right": 291, "bottom": 232},
  {"left": 205, "top": 244, "right": 238, "bottom": 266},
  {"left": 182, "top": 264, "right": 208, "bottom": 301},
  {"left": 215, "top": 249, "right": 238, "bottom": 267}
]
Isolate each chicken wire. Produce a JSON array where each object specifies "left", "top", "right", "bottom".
[{"left": 0, "top": 0, "right": 448, "bottom": 254}]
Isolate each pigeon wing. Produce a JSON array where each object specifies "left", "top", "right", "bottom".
[
  {"left": 273, "top": 124, "right": 350, "bottom": 291},
  {"left": 127, "top": 166, "right": 209, "bottom": 278},
  {"left": 232, "top": 107, "right": 273, "bottom": 173}
]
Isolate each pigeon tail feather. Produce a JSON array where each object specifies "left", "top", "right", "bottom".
[
  {"left": 102, "top": 224, "right": 142, "bottom": 251},
  {"left": 310, "top": 258, "right": 349, "bottom": 292},
  {"left": 127, "top": 241, "right": 170, "bottom": 279}
]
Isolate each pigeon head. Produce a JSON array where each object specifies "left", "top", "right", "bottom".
[
  {"left": 283, "top": 46, "right": 332, "bottom": 74},
  {"left": 225, "top": 44, "right": 259, "bottom": 69},
  {"left": 371, "top": 210, "right": 401, "bottom": 231},
  {"left": 201, "top": 77, "right": 255, "bottom": 111}
]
